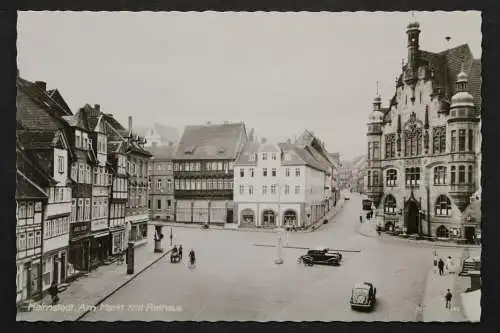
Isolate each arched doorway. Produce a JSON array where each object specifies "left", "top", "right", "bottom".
[
  {"left": 405, "top": 199, "right": 419, "bottom": 234},
  {"left": 283, "top": 210, "right": 297, "bottom": 226},
  {"left": 262, "top": 210, "right": 276, "bottom": 227},
  {"left": 240, "top": 209, "right": 255, "bottom": 226},
  {"left": 436, "top": 225, "right": 449, "bottom": 238}
]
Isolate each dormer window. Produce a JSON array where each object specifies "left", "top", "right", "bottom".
[
  {"left": 271, "top": 153, "right": 277, "bottom": 160},
  {"left": 284, "top": 154, "right": 291, "bottom": 161},
  {"left": 262, "top": 153, "right": 268, "bottom": 161},
  {"left": 217, "top": 147, "right": 226, "bottom": 155},
  {"left": 249, "top": 154, "right": 255, "bottom": 161}
]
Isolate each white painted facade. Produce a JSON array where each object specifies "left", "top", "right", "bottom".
[{"left": 234, "top": 143, "right": 329, "bottom": 228}]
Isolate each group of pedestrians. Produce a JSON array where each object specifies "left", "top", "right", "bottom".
[
  {"left": 171, "top": 244, "right": 196, "bottom": 267},
  {"left": 433, "top": 252, "right": 456, "bottom": 276},
  {"left": 433, "top": 251, "right": 457, "bottom": 310}
]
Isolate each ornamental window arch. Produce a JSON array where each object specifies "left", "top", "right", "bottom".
[
  {"left": 383, "top": 194, "right": 397, "bottom": 214},
  {"left": 403, "top": 112, "right": 423, "bottom": 157},
  {"left": 435, "top": 195, "right": 452, "bottom": 216}
]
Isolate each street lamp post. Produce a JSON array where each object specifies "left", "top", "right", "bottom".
[{"left": 275, "top": 181, "right": 284, "bottom": 265}]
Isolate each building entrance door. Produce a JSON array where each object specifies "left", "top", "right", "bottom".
[
  {"left": 465, "top": 227, "right": 475, "bottom": 244},
  {"left": 406, "top": 200, "right": 419, "bottom": 234},
  {"left": 226, "top": 209, "right": 233, "bottom": 223}
]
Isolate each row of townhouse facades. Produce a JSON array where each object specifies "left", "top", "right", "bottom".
[
  {"left": 16, "top": 76, "right": 151, "bottom": 305},
  {"left": 153, "top": 122, "right": 340, "bottom": 228}
]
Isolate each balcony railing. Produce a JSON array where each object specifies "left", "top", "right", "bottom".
[
  {"left": 174, "top": 170, "right": 233, "bottom": 178},
  {"left": 174, "top": 189, "right": 233, "bottom": 199}
]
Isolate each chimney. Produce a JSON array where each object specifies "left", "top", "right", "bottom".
[
  {"left": 35, "top": 81, "right": 47, "bottom": 91},
  {"left": 128, "top": 116, "right": 133, "bottom": 134},
  {"left": 94, "top": 104, "right": 100, "bottom": 112},
  {"left": 106, "top": 113, "right": 113, "bottom": 117},
  {"left": 286, "top": 138, "right": 291, "bottom": 144},
  {"left": 169, "top": 141, "right": 174, "bottom": 147},
  {"left": 206, "top": 121, "right": 211, "bottom": 125},
  {"left": 261, "top": 137, "right": 267, "bottom": 144},
  {"left": 223, "top": 121, "right": 229, "bottom": 124}
]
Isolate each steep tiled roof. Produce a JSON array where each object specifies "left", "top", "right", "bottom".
[
  {"left": 174, "top": 122, "right": 246, "bottom": 160},
  {"left": 16, "top": 170, "right": 48, "bottom": 200},
  {"left": 418, "top": 44, "right": 481, "bottom": 112},
  {"left": 18, "top": 130, "right": 57, "bottom": 150},
  {"left": 61, "top": 108, "right": 89, "bottom": 131},
  {"left": 279, "top": 143, "right": 328, "bottom": 173},
  {"left": 234, "top": 142, "right": 260, "bottom": 165},
  {"left": 17, "top": 77, "right": 72, "bottom": 119},
  {"left": 17, "top": 85, "right": 65, "bottom": 132},
  {"left": 16, "top": 142, "right": 55, "bottom": 192},
  {"left": 146, "top": 145, "right": 177, "bottom": 160},
  {"left": 46, "top": 89, "right": 72, "bottom": 115}
]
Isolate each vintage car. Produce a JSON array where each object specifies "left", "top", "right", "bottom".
[
  {"left": 298, "top": 247, "right": 342, "bottom": 266},
  {"left": 350, "top": 282, "right": 377, "bottom": 311}
]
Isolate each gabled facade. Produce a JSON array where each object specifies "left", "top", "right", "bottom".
[
  {"left": 366, "top": 19, "right": 481, "bottom": 243},
  {"left": 173, "top": 122, "right": 247, "bottom": 225},
  {"left": 16, "top": 77, "right": 74, "bottom": 302},
  {"left": 104, "top": 118, "right": 129, "bottom": 255},
  {"left": 146, "top": 145, "right": 176, "bottom": 221},
  {"left": 62, "top": 109, "right": 95, "bottom": 273},
  {"left": 16, "top": 141, "right": 53, "bottom": 305},
  {"left": 141, "top": 123, "right": 179, "bottom": 148},
  {"left": 124, "top": 117, "right": 152, "bottom": 244},
  {"left": 82, "top": 104, "right": 113, "bottom": 267},
  {"left": 18, "top": 130, "right": 73, "bottom": 294},
  {"left": 233, "top": 140, "right": 331, "bottom": 229}
]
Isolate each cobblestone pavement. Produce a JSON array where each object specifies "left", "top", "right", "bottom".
[
  {"left": 17, "top": 224, "right": 172, "bottom": 322},
  {"left": 81, "top": 193, "right": 468, "bottom": 321}
]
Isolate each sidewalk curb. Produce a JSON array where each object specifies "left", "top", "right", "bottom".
[
  {"left": 355, "top": 224, "right": 481, "bottom": 249},
  {"left": 75, "top": 247, "right": 173, "bottom": 321}
]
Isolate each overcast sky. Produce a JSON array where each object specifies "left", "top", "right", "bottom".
[{"left": 17, "top": 11, "right": 481, "bottom": 161}]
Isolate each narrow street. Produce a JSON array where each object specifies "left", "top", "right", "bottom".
[{"left": 82, "top": 192, "right": 464, "bottom": 321}]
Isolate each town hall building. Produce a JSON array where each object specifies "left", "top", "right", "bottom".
[{"left": 365, "top": 19, "right": 481, "bottom": 243}]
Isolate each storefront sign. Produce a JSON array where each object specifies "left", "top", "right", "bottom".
[{"left": 70, "top": 222, "right": 89, "bottom": 236}]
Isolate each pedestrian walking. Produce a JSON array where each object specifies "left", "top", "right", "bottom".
[
  {"left": 445, "top": 289, "right": 453, "bottom": 309},
  {"left": 178, "top": 245, "right": 183, "bottom": 259},
  {"left": 49, "top": 280, "right": 59, "bottom": 305},
  {"left": 360, "top": 215, "right": 363, "bottom": 224},
  {"left": 433, "top": 253, "right": 438, "bottom": 274},
  {"left": 438, "top": 258, "right": 445, "bottom": 276},
  {"left": 445, "top": 256, "right": 452, "bottom": 275}
]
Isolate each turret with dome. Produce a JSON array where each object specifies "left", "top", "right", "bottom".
[{"left": 364, "top": 14, "right": 481, "bottom": 244}]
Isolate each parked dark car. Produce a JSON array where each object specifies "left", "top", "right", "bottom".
[
  {"left": 298, "top": 248, "right": 342, "bottom": 266},
  {"left": 350, "top": 282, "right": 377, "bottom": 311}
]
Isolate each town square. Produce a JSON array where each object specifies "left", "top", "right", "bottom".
[{"left": 15, "top": 11, "right": 481, "bottom": 321}]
